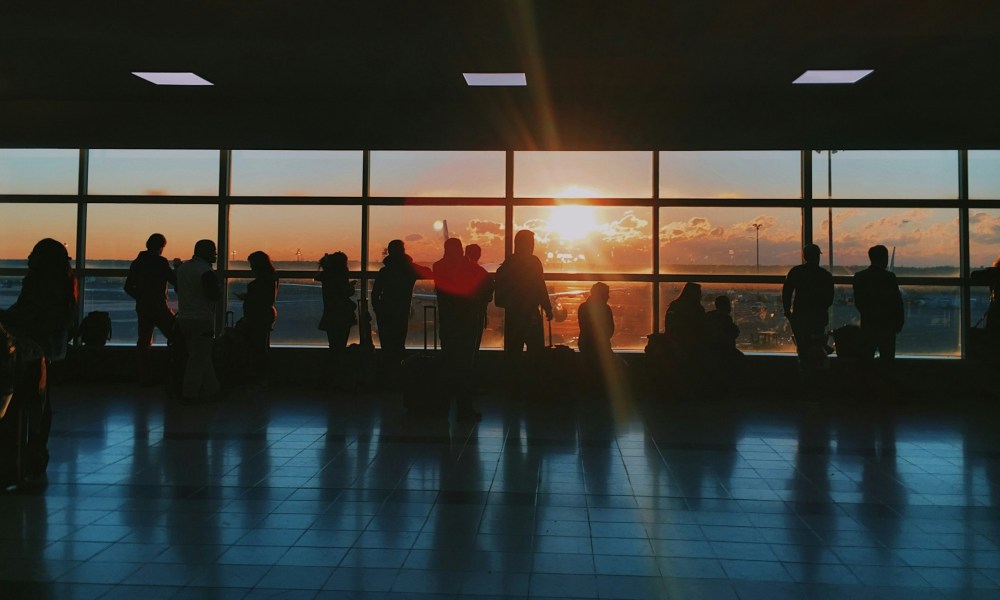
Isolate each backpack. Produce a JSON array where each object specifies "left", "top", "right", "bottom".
[{"left": 78, "top": 311, "right": 112, "bottom": 346}]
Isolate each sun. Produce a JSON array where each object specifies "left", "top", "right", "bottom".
[{"left": 547, "top": 205, "right": 599, "bottom": 241}]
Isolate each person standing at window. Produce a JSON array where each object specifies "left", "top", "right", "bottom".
[
  {"left": 175, "top": 240, "right": 221, "bottom": 403},
  {"left": 239, "top": 251, "right": 279, "bottom": 380},
  {"left": 124, "top": 233, "right": 177, "bottom": 384},
  {"left": 782, "top": 243, "right": 834, "bottom": 379},
  {"left": 853, "top": 245, "right": 904, "bottom": 366},
  {"left": 316, "top": 251, "right": 356, "bottom": 384},
  {"left": 371, "top": 240, "right": 432, "bottom": 378}
]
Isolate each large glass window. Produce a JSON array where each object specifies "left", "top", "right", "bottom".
[
  {"left": 659, "top": 207, "right": 801, "bottom": 275},
  {"left": 228, "top": 277, "right": 358, "bottom": 347},
  {"left": 969, "top": 209, "right": 1000, "bottom": 270},
  {"left": 229, "top": 205, "right": 362, "bottom": 271},
  {"left": 811, "top": 150, "right": 958, "bottom": 200},
  {"left": 546, "top": 281, "right": 652, "bottom": 350},
  {"left": 0, "top": 277, "right": 23, "bottom": 311},
  {"left": 660, "top": 283, "right": 794, "bottom": 353},
  {"left": 659, "top": 151, "right": 800, "bottom": 199},
  {"left": 812, "top": 207, "right": 960, "bottom": 277},
  {"left": 88, "top": 150, "right": 219, "bottom": 196},
  {"left": 0, "top": 149, "right": 78, "bottom": 195},
  {"left": 515, "top": 151, "right": 651, "bottom": 198},
  {"left": 370, "top": 151, "right": 505, "bottom": 197},
  {"left": 85, "top": 204, "right": 217, "bottom": 268},
  {"left": 368, "top": 206, "right": 505, "bottom": 270},
  {"left": 969, "top": 150, "right": 1000, "bottom": 200},
  {"left": 230, "top": 151, "right": 362, "bottom": 197},
  {"left": 514, "top": 205, "right": 652, "bottom": 274},
  {"left": 0, "top": 203, "right": 77, "bottom": 264}
]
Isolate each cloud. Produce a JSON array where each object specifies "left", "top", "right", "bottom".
[{"left": 405, "top": 233, "right": 423, "bottom": 242}]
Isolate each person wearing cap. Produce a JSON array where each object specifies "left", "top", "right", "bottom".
[{"left": 782, "top": 244, "right": 834, "bottom": 372}]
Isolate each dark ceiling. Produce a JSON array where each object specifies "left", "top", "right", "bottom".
[{"left": 2, "top": 1, "right": 999, "bottom": 150}]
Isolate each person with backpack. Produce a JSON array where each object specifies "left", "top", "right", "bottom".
[{"left": 124, "top": 233, "right": 177, "bottom": 383}]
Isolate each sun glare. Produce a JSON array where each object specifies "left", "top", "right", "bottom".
[{"left": 547, "top": 205, "right": 599, "bottom": 241}]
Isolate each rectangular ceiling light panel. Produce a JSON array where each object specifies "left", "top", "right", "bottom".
[
  {"left": 132, "top": 72, "right": 214, "bottom": 86},
  {"left": 463, "top": 72, "right": 527, "bottom": 86},
  {"left": 793, "top": 69, "right": 873, "bottom": 84}
]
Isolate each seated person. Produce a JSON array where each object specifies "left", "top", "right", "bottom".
[{"left": 704, "top": 295, "right": 742, "bottom": 357}]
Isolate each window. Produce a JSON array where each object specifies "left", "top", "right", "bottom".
[
  {"left": 83, "top": 276, "right": 175, "bottom": 345},
  {"left": 0, "top": 203, "right": 77, "bottom": 263},
  {"left": 229, "top": 205, "right": 362, "bottom": 271},
  {"left": 230, "top": 150, "right": 362, "bottom": 197},
  {"left": 228, "top": 277, "right": 358, "bottom": 347},
  {"left": 969, "top": 209, "right": 1000, "bottom": 270},
  {"left": 659, "top": 151, "right": 800, "bottom": 199},
  {"left": 659, "top": 207, "right": 801, "bottom": 275},
  {"left": 660, "top": 283, "right": 794, "bottom": 353},
  {"left": 514, "top": 205, "right": 652, "bottom": 274},
  {"left": 0, "top": 149, "right": 78, "bottom": 195},
  {"left": 969, "top": 150, "right": 1000, "bottom": 200},
  {"left": 812, "top": 207, "right": 959, "bottom": 277},
  {"left": 368, "top": 206, "right": 505, "bottom": 271},
  {"left": 88, "top": 149, "right": 219, "bottom": 196},
  {"left": 370, "top": 151, "right": 505, "bottom": 197},
  {"left": 811, "top": 150, "right": 958, "bottom": 200},
  {"left": 515, "top": 151, "right": 651, "bottom": 198},
  {"left": 547, "top": 281, "right": 652, "bottom": 350},
  {"left": 85, "top": 204, "right": 217, "bottom": 268}
]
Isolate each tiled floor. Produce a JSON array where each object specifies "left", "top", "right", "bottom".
[{"left": 3, "top": 374, "right": 1000, "bottom": 599}]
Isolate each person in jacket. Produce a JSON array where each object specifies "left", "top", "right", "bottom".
[
  {"left": 239, "top": 251, "right": 279, "bottom": 379},
  {"left": 433, "top": 238, "right": 481, "bottom": 420},
  {"left": 782, "top": 243, "right": 834, "bottom": 374},
  {"left": 853, "top": 244, "right": 904, "bottom": 365},
  {"left": 124, "top": 233, "right": 177, "bottom": 383},
  {"left": 371, "top": 240, "right": 432, "bottom": 375}
]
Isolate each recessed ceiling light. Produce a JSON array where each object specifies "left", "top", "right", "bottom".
[
  {"left": 463, "top": 72, "right": 527, "bottom": 87},
  {"left": 132, "top": 72, "right": 214, "bottom": 86},
  {"left": 793, "top": 69, "right": 873, "bottom": 84}
]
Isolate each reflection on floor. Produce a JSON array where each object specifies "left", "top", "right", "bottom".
[{"left": 3, "top": 379, "right": 1000, "bottom": 599}]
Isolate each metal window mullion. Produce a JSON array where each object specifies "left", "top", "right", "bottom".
[
  {"left": 217, "top": 150, "right": 231, "bottom": 330},
  {"left": 75, "top": 148, "right": 89, "bottom": 340},
  {"left": 959, "top": 149, "right": 971, "bottom": 358},
  {"left": 505, "top": 150, "right": 514, "bottom": 260},
  {"left": 361, "top": 150, "right": 371, "bottom": 300},
  {"left": 801, "top": 149, "right": 813, "bottom": 246},
  {"left": 652, "top": 150, "right": 660, "bottom": 333}
]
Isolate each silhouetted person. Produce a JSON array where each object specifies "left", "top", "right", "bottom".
[
  {"left": 783, "top": 243, "right": 834, "bottom": 375},
  {"left": 371, "top": 240, "right": 432, "bottom": 375},
  {"left": 465, "top": 243, "right": 493, "bottom": 354},
  {"left": 238, "top": 251, "right": 278, "bottom": 380},
  {"left": 853, "top": 245, "right": 904, "bottom": 366},
  {"left": 664, "top": 282, "right": 706, "bottom": 354},
  {"left": 124, "top": 233, "right": 177, "bottom": 383},
  {"left": 2, "top": 238, "right": 78, "bottom": 362},
  {"left": 971, "top": 254, "right": 1000, "bottom": 335},
  {"left": 316, "top": 252, "right": 356, "bottom": 380},
  {"left": 175, "top": 239, "right": 221, "bottom": 402},
  {"left": 704, "top": 295, "right": 743, "bottom": 392},
  {"left": 496, "top": 229, "right": 552, "bottom": 352},
  {"left": 578, "top": 282, "right": 616, "bottom": 388},
  {"left": 433, "top": 238, "right": 481, "bottom": 420},
  {"left": 0, "top": 323, "right": 51, "bottom": 485}
]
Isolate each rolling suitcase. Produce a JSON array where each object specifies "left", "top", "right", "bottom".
[
  {"left": 538, "top": 316, "right": 579, "bottom": 399},
  {"left": 402, "top": 306, "right": 449, "bottom": 416}
]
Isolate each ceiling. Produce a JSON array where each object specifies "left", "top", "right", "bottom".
[{"left": 2, "top": 1, "right": 999, "bottom": 150}]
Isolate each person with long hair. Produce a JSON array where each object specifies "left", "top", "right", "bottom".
[
  {"left": 239, "top": 251, "right": 279, "bottom": 379},
  {"left": 316, "top": 252, "right": 357, "bottom": 383},
  {"left": 2, "top": 238, "right": 79, "bottom": 362}
]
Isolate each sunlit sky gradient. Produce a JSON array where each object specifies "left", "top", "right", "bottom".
[{"left": 2, "top": 149, "right": 999, "bottom": 270}]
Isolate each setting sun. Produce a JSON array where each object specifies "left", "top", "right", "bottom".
[{"left": 547, "top": 205, "right": 599, "bottom": 241}]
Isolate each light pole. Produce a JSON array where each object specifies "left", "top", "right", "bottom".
[{"left": 752, "top": 223, "right": 762, "bottom": 275}]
